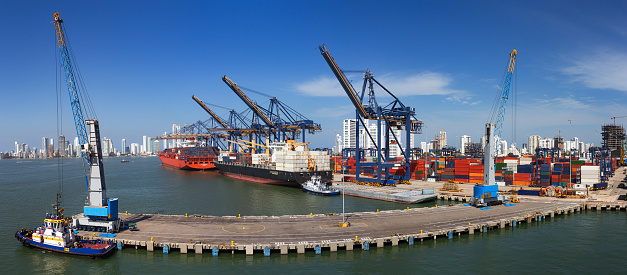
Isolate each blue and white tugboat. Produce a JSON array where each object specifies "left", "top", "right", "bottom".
[
  {"left": 15, "top": 195, "right": 115, "bottom": 258},
  {"left": 302, "top": 174, "right": 340, "bottom": 195}
]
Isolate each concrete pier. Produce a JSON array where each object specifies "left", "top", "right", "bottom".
[{"left": 80, "top": 200, "right": 616, "bottom": 255}]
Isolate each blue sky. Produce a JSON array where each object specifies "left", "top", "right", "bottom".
[{"left": 2, "top": 0, "right": 626, "bottom": 152}]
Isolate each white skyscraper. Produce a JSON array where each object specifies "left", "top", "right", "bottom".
[
  {"left": 460, "top": 135, "right": 471, "bottom": 155},
  {"left": 42, "top": 137, "right": 49, "bottom": 157},
  {"left": 343, "top": 119, "right": 357, "bottom": 149},
  {"left": 142, "top": 136, "right": 148, "bottom": 153},
  {"left": 131, "top": 143, "right": 139, "bottom": 155},
  {"left": 121, "top": 139, "right": 127, "bottom": 154},
  {"left": 528, "top": 135, "right": 540, "bottom": 155}
]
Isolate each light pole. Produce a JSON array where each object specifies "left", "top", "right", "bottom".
[{"left": 569, "top": 118, "right": 573, "bottom": 185}]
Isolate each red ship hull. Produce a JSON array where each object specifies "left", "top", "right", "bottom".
[{"left": 159, "top": 147, "right": 217, "bottom": 170}]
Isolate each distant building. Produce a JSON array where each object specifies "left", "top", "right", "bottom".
[
  {"left": 121, "top": 139, "right": 127, "bottom": 154},
  {"left": 460, "top": 135, "right": 471, "bottom": 155},
  {"left": 59, "top": 135, "right": 66, "bottom": 157},
  {"left": 528, "top": 135, "right": 540, "bottom": 155}
]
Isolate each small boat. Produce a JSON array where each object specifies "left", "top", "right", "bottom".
[
  {"left": 302, "top": 174, "right": 340, "bottom": 195},
  {"left": 15, "top": 197, "right": 116, "bottom": 258},
  {"left": 121, "top": 159, "right": 129, "bottom": 163}
]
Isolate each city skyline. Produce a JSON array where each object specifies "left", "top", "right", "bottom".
[{"left": 2, "top": 1, "right": 626, "bottom": 152}]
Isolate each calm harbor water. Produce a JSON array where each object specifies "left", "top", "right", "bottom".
[{"left": 1, "top": 157, "right": 625, "bottom": 274}]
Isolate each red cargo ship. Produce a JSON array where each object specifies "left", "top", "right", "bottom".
[{"left": 159, "top": 146, "right": 219, "bottom": 170}]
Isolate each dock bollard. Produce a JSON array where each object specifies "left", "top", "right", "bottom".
[
  {"left": 420, "top": 230, "right": 423, "bottom": 234},
  {"left": 407, "top": 207, "right": 409, "bottom": 211},
  {"left": 310, "top": 213, "right": 313, "bottom": 217},
  {"left": 186, "top": 213, "right": 188, "bottom": 217},
  {"left": 238, "top": 214, "right": 241, "bottom": 218},
  {"left": 435, "top": 204, "right": 438, "bottom": 208},
  {"left": 125, "top": 211, "right": 128, "bottom": 215},
  {"left": 151, "top": 237, "right": 153, "bottom": 242},
  {"left": 355, "top": 236, "right": 358, "bottom": 242},
  {"left": 231, "top": 241, "right": 234, "bottom": 247},
  {"left": 377, "top": 209, "right": 379, "bottom": 213}
]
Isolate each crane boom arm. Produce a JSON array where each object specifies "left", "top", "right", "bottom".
[
  {"left": 494, "top": 49, "right": 517, "bottom": 153},
  {"left": 53, "top": 12, "right": 89, "bottom": 153},
  {"left": 192, "top": 95, "right": 229, "bottom": 128},
  {"left": 222, "top": 76, "right": 274, "bottom": 127},
  {"left": 319, "top": 44, "right": 370, "bottom": 119}
]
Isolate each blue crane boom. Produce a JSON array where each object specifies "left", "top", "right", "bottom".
[
  {"left": 53, "top": 12, "right": 89, "bottom": 157},
  {"left": 493, "top": 49, "right": 517, "bottom": 155}
]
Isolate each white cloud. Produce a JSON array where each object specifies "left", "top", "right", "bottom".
[
  {"left": 534, "top": 95, "right": 593, "bottom": 109},
  {"left": 562, "top": 50, "right": 627, "bottom": 92},
  {"left": 295, "top": 72, "right": 463, "bottom": 97}
]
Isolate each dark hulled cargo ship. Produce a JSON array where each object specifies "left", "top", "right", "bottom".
[{"left": 214, "top": 141, "right": 332, "bottom": 186}]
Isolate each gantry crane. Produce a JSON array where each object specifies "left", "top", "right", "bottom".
[
  {"left": 320, "top": 44, "right": 422, "bottom": 186},
  {"left": 53, "top": 12, "right": 120, "bottom": 232}
]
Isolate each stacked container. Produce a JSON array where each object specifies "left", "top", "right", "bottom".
[{"left": 580, "top": 166, "right": 600, "bottom": 187}]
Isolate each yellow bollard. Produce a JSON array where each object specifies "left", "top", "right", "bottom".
[
  {"left": 377, "top": 209, "right": 379, "bottom": 213},
  {"left": 435, "top": 204, "right": 438, "bottom": 208},
  {"left": 125, "top": 211, "right": 128, "bottom": 215},
  {"left": 527, "top": 213, "right": 529, "bottom": 217},
  {"left": 469, "top": 222, "right": 471, "bottom": 226},
  {"left": 310, "top": 213, "right": 313, "bottom": 217},
  {"left": 93, "top": 232, "right": 96, "bottom": 237},
  {"left": 420, "top": 230, "right": 423, "bottom": 234},
  {"left": 185, "top": 213, "right": 188, "bottom": 217},
  {"left": 238, "top": 214, "right": 241, "bottom": 218},
  {"left": 151, "top": 237, "right": 153, "bottom": 242},
  {"left": 231, "top": 241, "right": 234, "bottom": 247},
  {"left": 355, "top": 236, "right": 358, "bottom": 242},
  {"left": 407, "top": 207, "right": 409, "bottom": 211}
]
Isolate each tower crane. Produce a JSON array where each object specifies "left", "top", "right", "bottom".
[
  {"left": 472, "top": 49, "right": 516, "bottom": 207},
  {"left": 53, "top": 12, "right": 120, "bottom": 232}
]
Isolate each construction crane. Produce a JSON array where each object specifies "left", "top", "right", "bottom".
[
  {"left": 53, "top": 12, "right": 120, "bottom": 232},
  {"left": 473, "top": 49, "right": 517, "bottom": 207},
  {"left": 320, "top": 44, "right": 423, "bottom": 186}
]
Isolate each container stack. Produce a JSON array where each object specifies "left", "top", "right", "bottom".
[
  {"left": 514, "top": 164, "right": 534, "bottom": 186},
  {"left": 454, "top": 159, "right": 471, "bottom": 183},
  {"left": 468, "top": 163, "right": 483, "bottom": 184},
  {"left": 251, "top": 153, "right": 269, "bottom": 165},
  {"left": 410, "top": 159, "right": 427, "bottom": 180},
  {"left": 440, "top": 167, "right": 455, "bottom": 181},
  {"left": 580, "top": 166, "right": 600, "bottom": 187},
  {"left": 539, "top": 164, "right": 551, "bottom": 186}
]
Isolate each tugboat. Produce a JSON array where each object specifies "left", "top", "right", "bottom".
[
  {"left": 15, "top": 195, "right": 116, "bottom": 258},
  {"left": 121, "top": 159, "right": 129, "bottom": 163},
  {"left": 301, "top": 174, "right": 340, "bottom": 195}
]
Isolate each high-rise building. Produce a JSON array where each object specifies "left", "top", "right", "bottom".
[
  {"left": 435, "top": 130, "right": 447, "bottom": 150},
  {"left": 333, "top": 134, "right": 343, "bottom": 155},
  {"left": 601, "top": 124, "right": 626, "bottom": 157},
  {"left": 130, "top": 143, "right": 139, "bottom": 155},
  {"left": 528, "top": 135, "right": 540, "bottom": 155},
  {"left": 146, "top": 137, "right": 152, "bottom": 154},
  {"left": 74, "top": 137, "right": 80, "bottom": 157},
  {"left": 121, "top": 139, "right": 127, "bottom": 154},
  {"left": 343, "top": 119, "right": 357, "bottom": 149},
  {"left": 460, "top": 135, "right": 471, "bottom": 155},
  {"left": 42, "top": 137, "right": 49, "bottom": 158},
  {"left": 142, "top": 136, "right": 148, "bottom": 153},
  {"left": 58, "top": 135, "right": 66, "bottom": 157},
  {"left": 152, "top": 140, "right": 160, "bottom": 154}
]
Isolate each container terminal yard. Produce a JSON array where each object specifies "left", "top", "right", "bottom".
[{"left": 78, "top": 166, "right": 626, "bottom": 255}]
